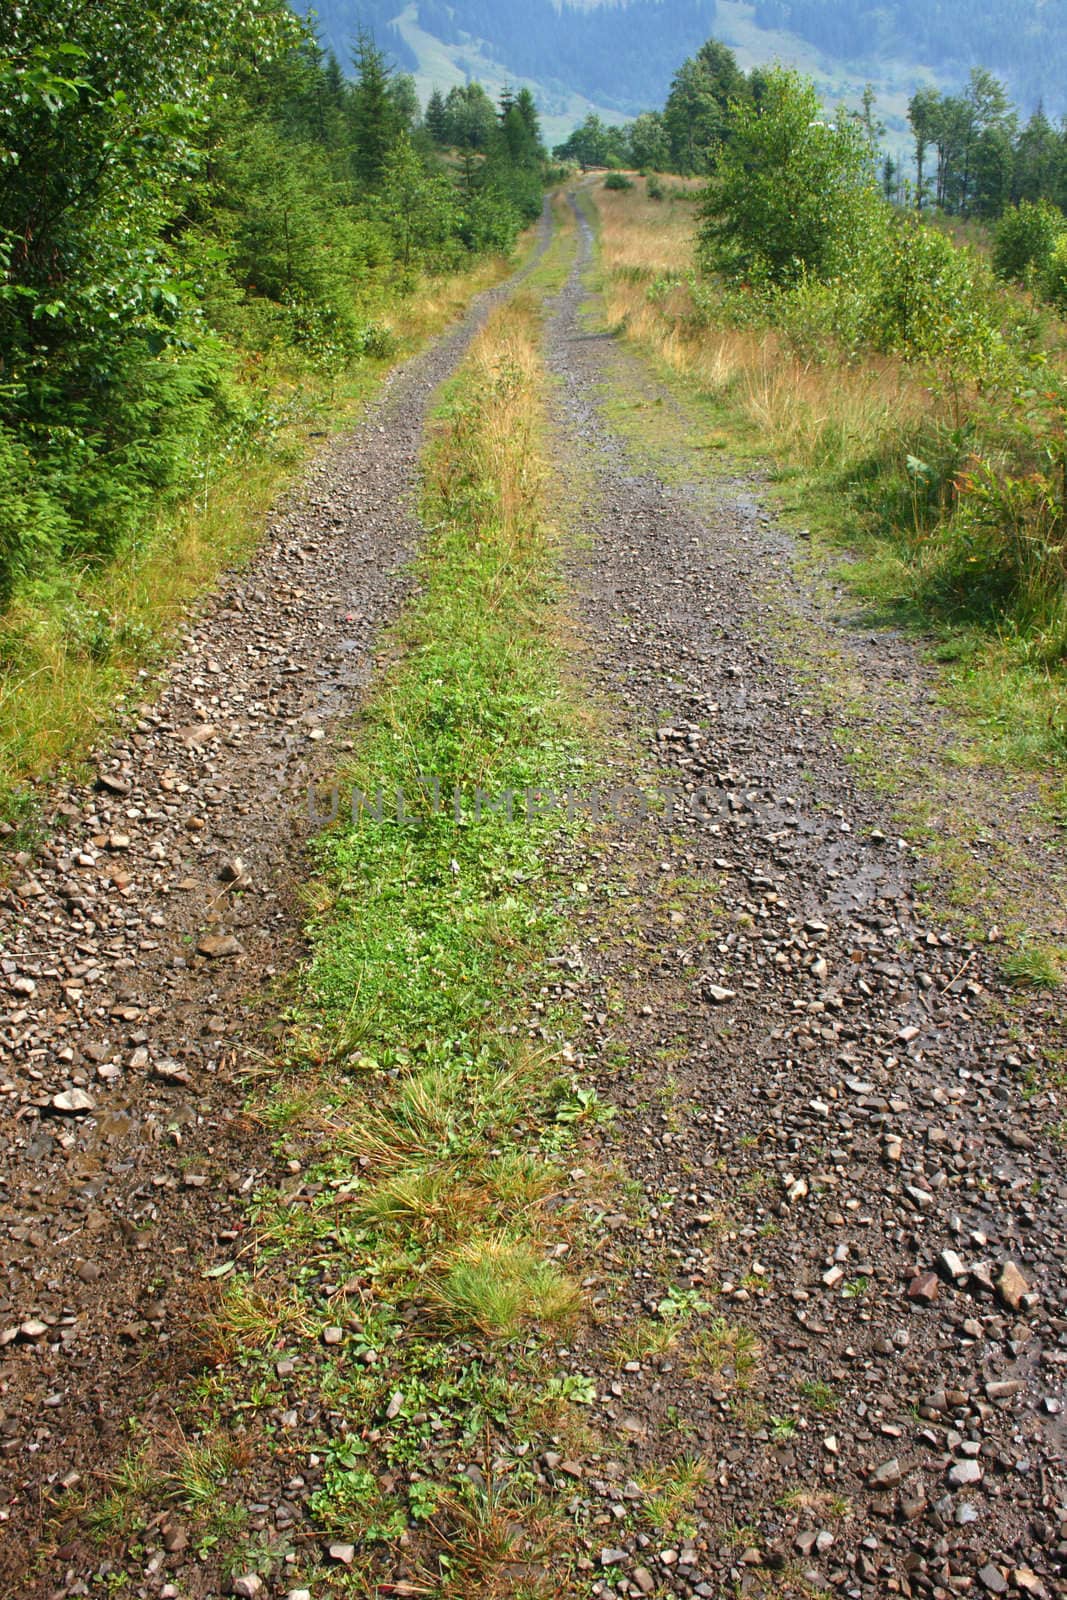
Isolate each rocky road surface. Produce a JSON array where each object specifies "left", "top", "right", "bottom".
[
  {"left": 2, "top": 191, "right": 1065, "bottom": 1600},
  {"left": 0, "top": 212, "right": 550, "bottom": 1587},
  {"left": 540, "top": 203, "right": 1066, "bottom": 1597}
]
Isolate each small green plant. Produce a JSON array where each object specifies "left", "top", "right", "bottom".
[
  {"left": 543, "top": 1372, "right": 597, "bottom": 1405},
  {"left": 1003, "top": 943, "right": 1063, "bottom": 989},
  {"left": 638, "top": 1456, "right": 708, "bottom": 1536},
  {"left": 691, "top": 1318, "right": 761, "bottom": 1389},
  {"left": 550, "top": 1079, "right": 616, "bottom": 1126},
  {"left": 604, "top": 171, "right": 634, "bottom": 191},
  {"left": 769, "top": 1414, "right": 799, "bottom": 1442},
  {"left": 798, "top": 1379, "right": 838, "bottom": 1413},
  {"left": 657, "top": 1284, "right": 710, "bottom": 1319}
]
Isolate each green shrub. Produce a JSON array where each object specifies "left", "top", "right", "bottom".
[
  {"left": 699, "top": 68, "right": 881, "bottom": 288},
  {"left": 1039, "top": 233, "right": 1067, "bottom": 313},
  {"left": 604, "top": 172, "right": 634, "bottom": 191},
  {"left": 0, "top": 427, "right": 71, "bottom": 610},
  {"left": 646, "top": 174, "right": 666, "bottom": 201},
  {"left": 992, "top": 200, "right": 1066, "bottom": 284},
  {"left": 863, "top": 219, "right": 996, "bottom": 364}
]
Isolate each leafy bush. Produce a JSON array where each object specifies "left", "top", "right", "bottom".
[
  {"left": 698, "top": 68, "right": 881, "bottom": 287},
  {"left": 863, "top": 219, "right": 997, "bottom": 364},
  {"left": 992, "top": 200, "right": 1066, "bottom": 283},
  {"left": 646, "top": 174, "right": 666, "bottom": 200},
  {"left": 1040, "top": 233, "right": 1067, "bottom": 313},
  {"left": 0, "top": 426, "right": 71, "bottom": 610},
  {"left": 604, "top": 171, "right": 634, "bottom": 190}
]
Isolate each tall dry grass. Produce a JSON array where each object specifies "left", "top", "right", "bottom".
[{"left": 592, "top": 179, "right": 931, "bottom": 483}]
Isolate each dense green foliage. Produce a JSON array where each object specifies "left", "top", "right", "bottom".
[
  {"left": 906, "top": 73, "right": 1067, "bottom": 218},
  {"left": 553, "top": 38, "right": 746, "bottom": 175},
  {"left": 0, "top": 3, "right": 545, "bottom": 611},
  {"left": 699, "top": 70, "right": 879, "bottom": 287},
  {"left": 992, "top": 201, "right": 1067, "bottom": 295}
]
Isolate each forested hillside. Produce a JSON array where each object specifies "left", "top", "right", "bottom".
[
  {"left": 759, "top": 0, "right": 1067, "bottom": 111},
  {"left": 303, "top": 0, "right": 1067, "bottom": 129}
]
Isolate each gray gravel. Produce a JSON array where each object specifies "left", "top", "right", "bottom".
[{"left": 534, "top": 197, "right": 1067, "bottom": 1600}]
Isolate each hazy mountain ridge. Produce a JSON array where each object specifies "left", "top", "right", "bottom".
[
  {"left": 304, "top": 0, "right": 1067, "bottom": 128},
  {"left": 760, "top": 0, "right": 1067, "bottom": 110}
]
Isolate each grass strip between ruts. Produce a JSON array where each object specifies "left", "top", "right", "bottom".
[{"left": 105, "top": 268, "right": 622, "bottom": 1597}]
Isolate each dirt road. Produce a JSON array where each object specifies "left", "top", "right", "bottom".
[
  {"left": 538, "top": 198, "right": 1066, "bottom": 1598},
  {"left": 0, "top": 213, "right": 551, "bottom": 1587},
  {"left": 2, "top": 195, "right": 1064, "bottom": 1597}
]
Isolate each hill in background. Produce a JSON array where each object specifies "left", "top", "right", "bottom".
[{"left": 305, "top": 0, "right": 1067, "bottom": 147}]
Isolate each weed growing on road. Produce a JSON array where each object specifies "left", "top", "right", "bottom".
[{"left": 1002, "top": 941, "right": 1064, "bottom": 988}]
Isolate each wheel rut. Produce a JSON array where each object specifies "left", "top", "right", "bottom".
[
  {"left": 0, "top": 208, "right": 554, "bottom": 1585},
  {"left": 536, "top": 199, "right": 1066, "bottom": 1596}
]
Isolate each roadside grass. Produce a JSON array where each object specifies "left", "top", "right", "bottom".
[
  {"left": 586, "top": 177, "right": 1067, "bottom": 776},
  {"left": 0, "top": 243, "right": 528, "bottom": 832},
  {"left": 80, "top": 252, "right": 621, "bottom": 1593}
]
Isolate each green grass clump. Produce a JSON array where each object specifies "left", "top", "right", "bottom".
[{"left": 1003, "top": 942, "right": 1064, "bottom": 989}]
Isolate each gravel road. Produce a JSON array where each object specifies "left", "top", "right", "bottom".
[
  {"left": 536, "top": 200, "right": 1066, "bottom": 1598},
  {"left": 0, "top": 209, "right": 551, "bottom": 1586},
  {"left": 2, "top": 192, "right": 1064, "bottom": 1599}
]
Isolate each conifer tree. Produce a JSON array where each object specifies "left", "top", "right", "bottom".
[
  {"left": 425, "top": 86, "right": 448, "bottom": 144},
  {"left": 349, "top": 30, "right": 401, "bottom": 188}
]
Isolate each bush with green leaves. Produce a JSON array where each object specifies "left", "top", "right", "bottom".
[
  {"left": 992, "top": 200, "right": 1066, "bottom": 284},
  {"left": 1039, "top": 233, "right": 1067, "bottom": 312},
  {"left": 698, "top": 68, "right": 881, "bottom": 288},
  {"left": 0, "top": 426, "right": 72, "bottom": 610},
  {"left": 862, "top": 218, "right": 999, "bottom": 366},
  {"left": 604, "top": 172, "right": 634, "bottom": 191}
]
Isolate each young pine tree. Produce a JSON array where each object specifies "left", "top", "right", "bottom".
[
  {"left": 425, "top": 86, "right": 448, "bottom": 144},
  {"left": 349, "top": 30, "right": 401, "bottom": 188}
]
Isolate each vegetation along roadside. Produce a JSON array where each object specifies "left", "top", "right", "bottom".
[
  {"left": 586, "top": 136, "right": 1067, "bottom": 794},
  {"left": 0, "top": 2, "right": 549, "bottom": 824}
]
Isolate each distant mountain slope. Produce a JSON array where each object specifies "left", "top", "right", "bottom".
[
  {"left": 304, "top": 0, "right": 1067, "bottom": 141},
  {"left": 760, "top": 0, "right": 1067, "bottom": 111}
]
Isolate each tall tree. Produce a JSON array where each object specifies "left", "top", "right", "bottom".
[
  {"left": 699, "top": 67, "right": 878, "bottom": 286},
  {"left": 629, "top": 111, "right": 670, "bottom": 172},
  {"left": 425, "top": 86, "right": 448, "bottom": 144},
  {"left": 663, "top": 38, "right": 746, "bottom": 174},
  {"left": 908, "top": 87, "right": 941, "bottom": 210}
]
